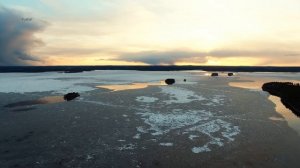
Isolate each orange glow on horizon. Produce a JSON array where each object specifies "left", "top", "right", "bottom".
[
  {"left": 34, "top": 56, "right": 300, "bottom": 66},
  {"left": 36, "top": 56, "right": 148, "bottom": 66}
]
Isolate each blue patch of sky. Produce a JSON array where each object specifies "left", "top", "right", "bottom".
[{"left": 1, "top": 0, "right": 53, "bottom": 16}]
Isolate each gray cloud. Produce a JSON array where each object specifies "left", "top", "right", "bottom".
[
  {"left": 209, "top": 49, "right": 300, "bottom": 57},
  {"left": 118, "top": 51, "right": 208, "bottom": 65},
  {"left": 114, "top": 49, "right": 300, "bottom": 65},
  {"left": 0, "top": 6, "right": 47, "bottom": 65},
  {"left": 36, "top": 47, "right": 119, "bottom": 57}
]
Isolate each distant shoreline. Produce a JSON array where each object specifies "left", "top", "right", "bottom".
[{"left": 1, "top": 66, "right": 300, "bottom": 73}]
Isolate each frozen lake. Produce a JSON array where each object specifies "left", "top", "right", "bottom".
[{"left": 0, "top": 70, "right": 300, "bottom": 168}]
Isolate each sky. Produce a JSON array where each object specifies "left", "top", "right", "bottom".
[{"left": 1, "top": 0, "right": 300, "bottom": 66}]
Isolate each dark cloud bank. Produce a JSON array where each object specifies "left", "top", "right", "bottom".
[
  {"left": 116, "top": 49, "right": 300, "bottom": 65},
  {"left": 0, "top": 7, "right": 46, "bottom": 65},
  {"left": 119, "top": 51, "right": 207, "bottom": 65}
]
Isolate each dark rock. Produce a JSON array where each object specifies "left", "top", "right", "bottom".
[
  {"left": 228, "top": 73, "right": 234, "bottom": 76},
  {"left": 211, "top": 73, "right": 218, "bottom": 76},
  {"left": 64, "top": 92, "right": 80, "bottom": 101},
  {"left": 184, "top": 79, "right": 187, "bottom": 82},
  {"left": 165, "top": 79, "right": 175, "bottom": 85}
]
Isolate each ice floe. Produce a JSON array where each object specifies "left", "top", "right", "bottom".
[
  {"left": 0, "top": 71, "right": 242, "bottom": 154},
  {"left": 0, "top": 70, "right": 195, "bottom": 93}
]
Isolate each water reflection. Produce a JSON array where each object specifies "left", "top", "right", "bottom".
[
  {"left": 269, "top": 95, "right": 300, "bottom": 134},
  {"left": 229, "top": 79, "right": 264, "bottom": 90},
  {"left": 4, "top": 96, "right": 65, "bottom": 109},
  {"left": 97, "top": 82, "right": 166, "bottom": 91},
  {"left": 229, "top": 77, "right": 299, "bottom": 90},
  {"left": 229, "top": 77, "right": 300, "bottom": 134}
]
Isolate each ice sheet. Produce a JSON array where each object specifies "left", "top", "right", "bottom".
[{"left": 0, "top": 70, "right": 198, "bottom": 93}]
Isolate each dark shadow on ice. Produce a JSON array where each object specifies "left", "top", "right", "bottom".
[{"left": 12, "top": 107, "right": 37, "bottom": 112}]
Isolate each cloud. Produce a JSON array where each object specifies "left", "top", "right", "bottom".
[
  {"left": 117, "top": 50, "right": 207, "bottom": 65},
  {"left": 114, "top": 49, "right": 300, "bottom": 65},
  {"left": 0, "top": 6, "right": 47, "bottom": 65},
  {"left": 208, "top": 49, "right": 300, "bottom": 58},
  {"left": 35, "top": 47, "right": 118, "bottom": 56}
]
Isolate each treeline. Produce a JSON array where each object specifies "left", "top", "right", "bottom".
[
  {"left": 262, "top": 82, "right": 300, "bottom": 99},
  {"left": 1, "top": 66, "right": 300, "bottom": 73}
]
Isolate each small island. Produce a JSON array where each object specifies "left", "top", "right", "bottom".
[{"left": 262, "top": 82, "right": 300, "bottom": 116}]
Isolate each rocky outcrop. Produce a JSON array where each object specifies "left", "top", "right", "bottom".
[
  {"left": 211, "top": 73, "right": 218, "bottom": 76},
  {"left": 165, "top": 79, "right": 175, "bottom": 85},
  {"left": 64, "top": 92, "right": 80, "bottom": 101},
  {"left": 228, "top": 73, "right": 234, "bottom": 76},
  {"left": 262, "top": 82, "right": 300, "bottom": 116}
]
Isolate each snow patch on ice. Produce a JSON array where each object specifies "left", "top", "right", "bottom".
[
  {"left": 86, "top": 154, "right": 93, "bottom": 161},
  {"left": 187, "top": 119, "right": 240, "bottom": 153},
  {"left": 189, "top": 135, "right": 199, "bottom": 140},
  {"left": 133, "top": 134, "right": 141, "bottom": 139},
  {"left": 133, "top": 126, "right": 148, "bottom": 139},
  {"left": 136, "top": 96, "right": 158, "bottom": 103},
  {"left": 159, "top": 86, "right": 205, "bottom": 104},
  {"left": 117, "top": 144, "right": 136, "bottom": 150},
  {"left": 192, "top": 146, "right": 211, "bottom": 153},
  {"left": 159, "top": 143, "right": 173, "bottom": 147},
  {"left": 135, "top": 107, "right": 240, "bottom": 153},
  {"left": 211, "top": 95, "right": 226, "bottom": 105},
  {"left": 118, "top": 139, "right": 126, "bottom": 142},
  {"left": 136, "top": 126, "right": 148, "bottom": 133},
  {"left": 137, "top": 110, "right": 212, "bottom": 135}
]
